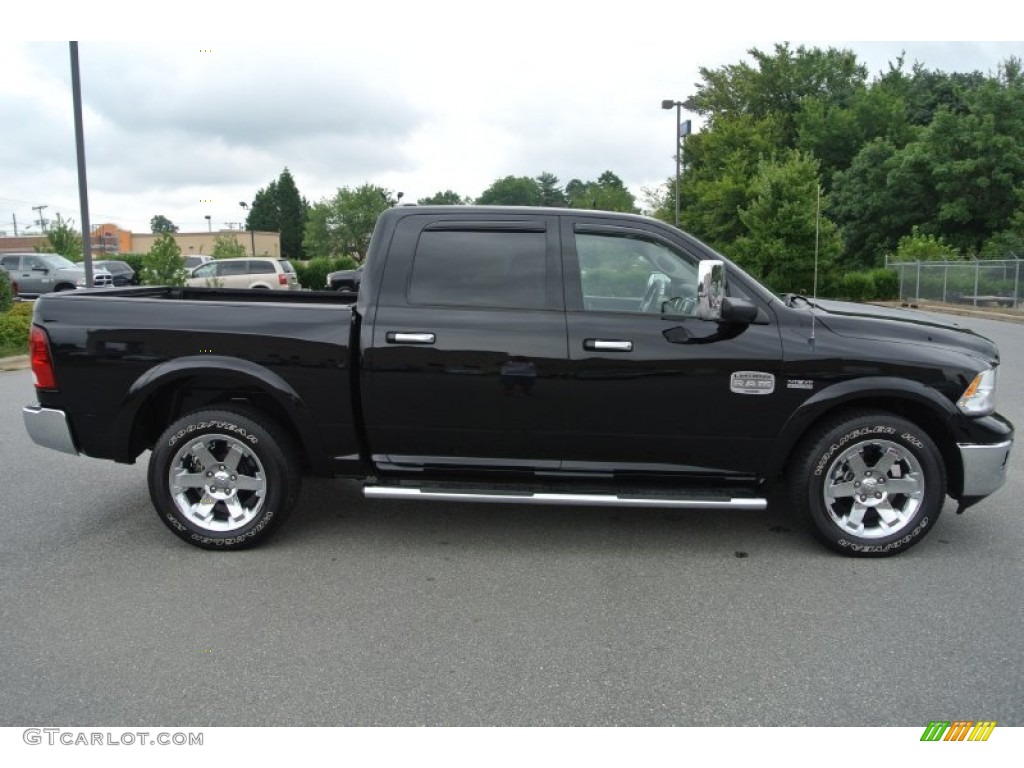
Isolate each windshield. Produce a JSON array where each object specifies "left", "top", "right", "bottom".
[{"left": 39, "top": 254, "right": 77, "bottom": 269}]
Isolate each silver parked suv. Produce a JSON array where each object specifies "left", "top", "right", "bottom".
[{"left": 0, "top": 252, "right": 113, "bottom": 297}]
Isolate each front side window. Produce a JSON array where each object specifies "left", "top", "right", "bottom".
[
  {"left": 191, "top": 263, "right": 217, "bottom": 278},
  {"left": 575, "top": 233, "right": 699, "bottom": 315},
  {"left": 409, "top": 229, "right": 547, "bottom": 310}
]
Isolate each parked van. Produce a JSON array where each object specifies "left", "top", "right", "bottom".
[{"left": 186, "top": 258, "right": 299, "bottom": 290}]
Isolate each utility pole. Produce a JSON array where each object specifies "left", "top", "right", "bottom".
[
  {"left": 11, "top": 213, "right": 17, "bottom": 237},
  {"left": 32, "top": 204, "right": 48, "bottom": 231}
]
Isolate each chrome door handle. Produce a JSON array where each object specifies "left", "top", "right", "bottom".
[
  {"left": 584, "top": 339, "right": 633, "bottom": 352},
  {"left": 386, "top": 332, "right": 436, "bottom": 344}
]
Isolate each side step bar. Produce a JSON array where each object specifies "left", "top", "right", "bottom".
[{"left": 364, "top": 486, "right": 767, "bottom": 510}]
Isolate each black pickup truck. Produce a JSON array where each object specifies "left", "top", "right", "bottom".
[{"left": 23, "top": 206, "right": 1013, "bottom": 555}]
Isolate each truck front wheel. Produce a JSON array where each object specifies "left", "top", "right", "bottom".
[
  {"left": 148, "top": 408, "right": 301, "bottom": 550},
  {"left": 791, "top": 411, "right": 946, "bottom": 556}
]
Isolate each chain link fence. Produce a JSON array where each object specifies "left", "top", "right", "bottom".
[{"left": 885, "top": 256, "right": 1022, "bottom": 308}]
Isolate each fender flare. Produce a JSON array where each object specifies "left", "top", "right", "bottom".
[
  {"left": 766, "top": 376, "right": 959, "bottom": 481},
  {"left": 112, "top": 355, "right": 328, "bottom": 471}
]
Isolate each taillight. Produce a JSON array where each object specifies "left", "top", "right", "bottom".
[
  {"left": 278, "top": 273, "right": 287, "bottom": 285},
  {"left": 30, "top": 325, "right": 57, "bottom": 390}
]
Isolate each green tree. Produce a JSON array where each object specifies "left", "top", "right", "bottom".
[
  {"left": 476, "top": 176, "right": 542, "bottom": 205},
  {"left": 536, "top": 172, "right": 566, "bottom": 207},
  {"left": 211, "top": 233, "right": 247, "bottom": 259},
  {"left": 150, "top": 215, "right": 178, "bottom": 234},
  {"left": 565, "top": 171, "right": 638, "bottom": 213},
  {"left": 34, "top": 214, "right": 83, "bottom": 260},
  {"left": 141, "top": 233, "right": 187, "bottom": 286},
  {"left": 417, "top": 190, "right": 469, "bottom": 205},
  {"left": 892, "top": 227, "right": 959, "bottom": 261},
  {"left": 730, "top": 151, "right": 842, "bottom": 294},
  {"left": 303, "top": 184, "right": 394, "bottom": 261},
  {"left": 244, "top": 168, "right": 309, "bottom": 259}
]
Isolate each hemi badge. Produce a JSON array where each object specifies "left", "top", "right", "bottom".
[
  {"left": 787, "top": 379, "right": 814, "bottom": 390},
  {"left": 730, "top": 371, "right": 775, "bottom": 395}
]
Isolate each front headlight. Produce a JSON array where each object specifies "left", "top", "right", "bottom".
[
  {"left": 75, "top": 276, "right": 87, "bottom": 287},
  {"left": 958, "top": 368, "right": 997, "bottom": 416}
]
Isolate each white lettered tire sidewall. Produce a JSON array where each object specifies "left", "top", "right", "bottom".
[
  {"left": 148, "top": 408, "right": 300, "bottom": 550},
  {"left": 795, "top": 412, "right": 945, "bottom": 557}
]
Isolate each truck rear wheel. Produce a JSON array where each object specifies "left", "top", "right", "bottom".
[
  {"left": 148, "top": 408, "right": 301, "bottom": 549},
  {"left": 791, "top": 411, "right": 945, "bottom": 556}
]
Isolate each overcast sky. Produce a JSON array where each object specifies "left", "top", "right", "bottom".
[{"left": 1, "top": 3, "right": 1020, "bottom": 237}]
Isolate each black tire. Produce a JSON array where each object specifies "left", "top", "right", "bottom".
[
  {"left": 148, "top": 407, "right": 301, "bottom": 550},
  {"left": 790, "top": 410, "right": 945, "bottom": 557}
]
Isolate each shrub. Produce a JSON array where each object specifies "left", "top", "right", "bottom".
[
  {"left": 866, "top": 268, "right": 899, "bottom": 300},
  {"left": 834, "top": 271, "right": 875, "bottom": 301},
  {"left": 295, "top": 256, "right": 358, "bottom": 290},
  {"left": 141, "top": 234, "right": 187, "bottom": 286},
  {"left": 7, "top": 301, "right": 34, "bottom": 317},
  {"left": 0, "top": 312, "right": 31, "bottom": 351},
  {"left": 119, "top": 253, "right": 146, "bottom": 277},
  {"left": 0, "top": 269, "right": 12, "bottom": 313}
]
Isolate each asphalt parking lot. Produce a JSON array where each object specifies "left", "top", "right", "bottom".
[{"left": 0, "top": 312, "right": 1021, "bottom": 726}]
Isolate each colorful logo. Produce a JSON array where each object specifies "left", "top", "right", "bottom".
[{"left": 920, "top": 721, "right": 997, "bottom": 741}]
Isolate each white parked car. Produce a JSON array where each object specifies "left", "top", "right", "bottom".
[{"left": 186, "top": 258, "right": 299, "bottom": 290}]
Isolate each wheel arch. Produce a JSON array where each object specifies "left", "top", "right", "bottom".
[
  {"left": 768, "top": 377, "right": 963, "bottom": 497},
  {"left": 113, "top": 356, "right": 330, "bottom": 473}
]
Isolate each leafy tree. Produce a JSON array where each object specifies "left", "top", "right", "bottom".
[
  {"left": 244, "top": 168, "right": 309, "bottom": 259},
  {"left": 211, "top": 233, "right": 247, "bottom": 259},
  {"left": 730, "top": 151, "right": 842, "bottom": 294},
  {"left": 981, "top": 208, "right": 1024, "bottom": 258},
  {"left": 892, "top": 227, "right": 959, "bottom": 261},
  {"left": 476, "top": 176, "right": 543, "bottom": 206},
  {"left": 417, "top": 190, "right": 470, "bottom": 205},
  {"left": 565, "top": 171, "right": 638, "bottom": 213},
  {"left": 150, "top": 215, "right": 178, "bottom": 234},
  {"left": 303, "top": 184, "right": 394, "bottom": 261},
  {"left": 693, "top": 43, "right": 868, "bottom": 145},
  {"left": 536, "top": 172, "right": 566, "bottom": 207},
  {"left": 141, "top": 233, "right": 187, "bottom": 286},
  {"left": 34, "top": 214, "right": 83, "bottom": 260}
]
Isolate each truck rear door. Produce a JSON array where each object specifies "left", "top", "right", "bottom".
[{"left": 361, "top": 213, "right": 569, "bottom": 471}]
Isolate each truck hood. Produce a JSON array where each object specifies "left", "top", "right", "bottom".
[{"left": 806, "top": 299, "right": 999, "bottom": 365}]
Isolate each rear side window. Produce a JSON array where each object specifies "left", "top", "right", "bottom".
[
  {"left": 249, "top": 260, "right": 275, "bottom": 274},
  {"left": 409, "top": 230, "right": 547, "bottom": 309},
  {"left": 219, "top": 260, "right": 248, "bottom": 276},
  {"left": 278, "top": 260, "right": 296, "bottom": 273},
  {"left": 1, "top": 256, "right": 19, "bottom": 269}
]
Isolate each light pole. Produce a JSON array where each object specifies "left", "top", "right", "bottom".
[
  {"left": 239, "top": 202, "right": 256, "bottom": 256},
  {"left": 204, "top": 214, "right": 212, "bottom": 233},
  {"left": 661, "top": 98, "right": 695, "bottom": 228}
]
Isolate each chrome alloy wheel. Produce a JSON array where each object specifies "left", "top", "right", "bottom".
[
  {"left": 821, "top": 438, "right": 925, "bottom": 539},
  {"left": 167, "top": 433, "right": 267, "bottom": 532}
]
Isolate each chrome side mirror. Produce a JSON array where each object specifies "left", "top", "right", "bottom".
[{"left": 697, "top": 260, "right": 725, "bottom": 321}]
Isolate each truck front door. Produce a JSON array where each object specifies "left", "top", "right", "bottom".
[{"left": 560, "top": 217, "right": 785, "bottom": 479}]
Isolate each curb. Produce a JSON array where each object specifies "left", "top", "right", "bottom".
[{"left": 0, "top": 355, "right": 29, "bottom": 372}]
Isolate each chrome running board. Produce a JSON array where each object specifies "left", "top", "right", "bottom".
[{"left": 364, "top": 486, "right": 767, "bottom": 510}]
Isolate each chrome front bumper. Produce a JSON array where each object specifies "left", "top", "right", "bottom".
[
  {"left": 23, "top": 405, "right": 79, "bottom": 456},
  {"left": 958, "top": 440, "right": 1012, "bottom": 497}
]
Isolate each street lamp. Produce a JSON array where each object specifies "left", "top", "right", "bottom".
[
  {"left": 661, "top": 98, "right": 696, "bottom": 228},
  {"left": 238, "top": 202, "right": 256, "bottom": 256},
  {"left": 204, "top": 214, "right": 212, "bottom": 233}
]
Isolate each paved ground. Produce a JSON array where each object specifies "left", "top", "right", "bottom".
[{"left": 0, "top": 313, "right": 1021, "bottom": 726}]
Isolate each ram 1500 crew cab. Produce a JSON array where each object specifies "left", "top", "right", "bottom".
[{"left": 22, "top": 207, "right": 1013, "bottom": 555}]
